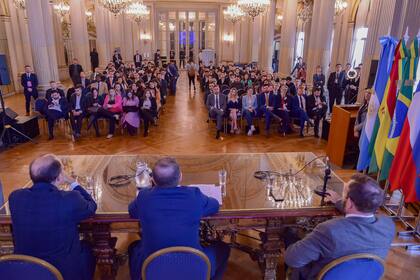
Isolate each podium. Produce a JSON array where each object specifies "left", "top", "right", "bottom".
[{"left": 326, "top": 105, "right": 360, "bottom": 167}]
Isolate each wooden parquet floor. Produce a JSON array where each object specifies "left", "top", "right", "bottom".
[{"left": 1, "top": 72, "right": 420, "bottom": 279}]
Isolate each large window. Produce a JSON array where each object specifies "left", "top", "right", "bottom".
[
  {"left": 295, "top": 32, "right": 305, "bottom": 60},
  {"left": 351, "top": 27, "right": 368, "bottom": 67}
]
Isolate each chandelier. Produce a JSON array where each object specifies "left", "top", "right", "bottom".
[
  {"left": 126, "top": 1, "right": 150, "bottom": 23},
  {"left": 13, "top": 0, "right": 25, "bottom": 9},
  {"left": 335, "top": 0, "right": 348, "bottom": 15},
  {"left": 297, "top": 0, "right": 313, "bottom": 23},
  {"left": 53, "top": 0, "right": 70, "bottom": 19},
  {"left": 223, "top": 5, "right": 244, "bottom": 24},
  {"left": 237, "top": 0, "right": 270, "bottom": 21},
  {"left": 99, "top": 0, "right": 132, "bottom": 15}
]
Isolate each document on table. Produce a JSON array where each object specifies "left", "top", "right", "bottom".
[{"left": 187, "top": 184, "right": 222, "bottom": 205}]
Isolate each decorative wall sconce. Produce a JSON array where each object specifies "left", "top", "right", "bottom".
[{"left": 223, "top": 33, "right": 234, "bottom": 45}]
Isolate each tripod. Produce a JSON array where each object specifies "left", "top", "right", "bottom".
[{"left": 0, "top": 89, "right": 36, "bottom": 148}]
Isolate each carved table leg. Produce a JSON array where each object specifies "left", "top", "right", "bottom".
[
  {"left": 92, "top": 223, "right": 118, "bottom": 280},
  {"left": 259, "top": 219, "right": 283, "bottom": 280},
  {"left": 0, "top": 224, "right": 14, "bottom": 256}
]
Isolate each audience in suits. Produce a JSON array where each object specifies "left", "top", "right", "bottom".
[
  {"left": 241, "top": 87, "right": 257, "bottom": 136},
  {"left": 266, "top": 84, "right": 291, "bottom": 136},
  {"left": 290, "top": 86, "right": 313, "bottom": 137},
  {"left": 86, "top": 88, "right": 116, "bottom": 139},
  {"left": 45, "top": 80, "right": 65, "bottom": 102},
  {"left": 206, "top": 84, "right": 227, "bottom": 139},
  {"left": 79, "top": 72, "right": 91, "bottom": 91},
  {"left": 327, "top": 64, "right": 345, "bottom": 112},
  {"left": 20, "top": 65, "right": 38, "bottom": 115},
  {"left": 9, "top": 154, "right": 97, "bottom": 280},
  {"left": 133, "top": 50, "right": 142, "bottom": 69},
  {"left": 69, "top": 58, "right": 83, "bottom": 86},
  {"left": 306, "top": 87, "right": 327, "bottom": 138},
  {"left": 69, "top": 85, "right": 88, "bottom": 139},
  {"left": 45, "top": 90, "right": 69, "bottom": 140},
  {"left": 128, "top": 157, "right": 230, "bottom": 280},
  {"left": 284, "top": 174, "right": 394, "bottom": 280},
  {"left": 312, "top": 66, "right": 325, "bottom": 95}
]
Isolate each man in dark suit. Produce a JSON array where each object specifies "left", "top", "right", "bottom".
[
  {"left": 79, "top": 72, "right": 91, "bottom": 93},
  {"left": 69, "top": 85, "right": 88, "bottom": 139},
  {"left": 291, "top": 86, "right": 313, "bottom": 137},
  {"left": 45, "top": 90, "right": 69, "bottom": 140},
  {"left": 69, "top": 58, "right": 83, "bottom": 86},
  {"left": 90, "top": 48, "right": 99, "bottom": 72},
  {"left": 112, "top": 50, "right": 123, "bottom": 69},
  {"left": 285, "top": 174, "right": 395, "bottom": 280},
  {"left": 327, "top": 64, "right": 345, "bottom": 113},
  {"left": 133, "top": 50, "right": 142, "bottom": 69},
  {"left": 286, "top": 76, "right": 297, "bottom": 96},
  {"left": 128, "top": 157, "right": 230, "bottom": 280},
  {"left": 312, "top": 66, "right": 325, "bottom": 96},
  {"left": 306, "top": 87, "right": 327, "bottom": 137},
  {"left": 20, "top": 65, "right": 38, "bottom": 115},
  {"left": 45, "top": 81, "right": 65, "bottom": 102},
  {"left": 9, "top": 154, "right": 97, "bottom": 280},
  {"left": 206, "top": 84, "right": 226, "bottom": 139},
  {"left": 154, "top": 49, "right": 161, "bottom": 66},
  {"left": 256, "top": 84, "right": 270, "bottom": 119},
  {"left": 167, "top": 60, "right": 179, "bottom": 95}
]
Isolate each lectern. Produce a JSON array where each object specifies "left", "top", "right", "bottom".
[{"left": 326, "top": 105, "right": 360, "bottom": 167}]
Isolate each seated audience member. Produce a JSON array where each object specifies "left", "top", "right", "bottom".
[
  {"left": 69, "top": 85, "right": 89, "bottom": 139},
  {"left": 227, "top": 88, "right": 241, "bottom": 134},
  {"left": 79, "top": 71, "right": 91, "bottom": 92},
  {"left": 122, "top": 91, "right": 140, "bottom": 136},
  {"left": 139, "top": 89, "right": 157, "bottom": 137},
  {"left": 306, "top": 87, "right": 327, "bottom": 138},
  {"left": 92, "top": 74, "right": 109, "bottom": 96},
  {"left": 114, "top": 83, "right": 125, "bottom": 98},
  {"left": 284, "top": 174, "right": 395, "bottom": 280},
  {"left": 286, "top": 76, "right": 297, "bottom": 96},
  {"left": 354, "top": 88, "right": 371, "bottom": 138},
  {"left": 46, "top": 80, "right": 65, "bottom": 101},
  {"left": 103, "top": 88, "right": 123, "bottom": 116},
  {"left": 128, "top": 157, "right": 230, "bottom": 280},
  {"left": 9, "top": 154, "right": 97, "bottom": 280},
  {"left": 159, "top": 71, "right": 168, "bottom": 105},
  {"left": 290, "top": 86, "right": 313, "bottom": 137},
  {"left": 87, "top": 88, "right": 115, "bottom": 139},
  {"left": 206, "top": 84, "right": 227, "bottom": 139},
  {"left": 45, "top": 90, "right": 69, "bottom": 140},
  {"left": 266, "top": 84, "right": 290, "bottom": 136},
  {"left": 242, "top": 87, "right": 258, "bottom": 136},
  {"left": 148, "top": 80, "right": 161, "bottom": 111}
]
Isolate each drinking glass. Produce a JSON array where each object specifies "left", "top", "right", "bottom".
[{"left": 219, "top": 169, "right": 227, "bottom": 197}]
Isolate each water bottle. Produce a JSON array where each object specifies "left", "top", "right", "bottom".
[{"left": 135, "top": 161, "right": 152, "bottom": 189}]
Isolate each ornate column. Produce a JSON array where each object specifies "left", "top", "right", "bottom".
[
  {"left": 330, "top": 2, "right": 352, "bottom": 69},
  {"left": 95, "top": 5, "right": 111, "bottom": 67},
  {"left": 25, "top": 0, "right": 59, "bottom": 92},
  {"left": 259, "top": 0, "right": 276, "bottom": 72},
  {"left": 16, "top": 8, "right": 33, "bottom": 67},
  {"left": 251, "top": 16, "right": 262, "bottom": 62},
  {"left": 306, "top": 0, "right": 335, "bottom": 84},
  {"left": 70, "top": 0, "right": 90, "bottom": 71},
  {"left": 278, "top": 0, "right": 297, "bottom": 76}
]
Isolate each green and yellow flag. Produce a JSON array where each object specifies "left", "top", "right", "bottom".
[{"left": 369, "top": 40, "right": 408, "bottom": 174}]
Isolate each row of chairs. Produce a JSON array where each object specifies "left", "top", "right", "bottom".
[{"left": 0, "top": 250, "right": 385, "bottom": 280}]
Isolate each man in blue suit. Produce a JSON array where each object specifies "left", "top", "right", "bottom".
[
  {"left": 20, "top": 65, "right": 39, "bottom": 115},
  {"left": 285, "top": 174, "right": 395, "bottom": 280},
  {"left": 9, "top": 154, "right": 97, "bottom": 280},
  {"left": 290, "top": 86, "right": 313, "bottom": 137},
  {"left": 128, "top": 157, "right": 231, "bottom": 280}
]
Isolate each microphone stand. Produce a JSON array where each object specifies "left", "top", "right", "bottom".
[{"left": 314, "top": 158, "right": 332, "bottom": 206}]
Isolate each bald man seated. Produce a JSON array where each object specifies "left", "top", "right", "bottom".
[
  {"left": 9, "top": 154, "right": 97, "bottom": 280},
  {"left": 128, "top": 157, "right": 231, "bottom": 280}
]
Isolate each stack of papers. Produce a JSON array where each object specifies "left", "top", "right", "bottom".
[{"left": 188, "top": 184, "right": 222, "bottom": 205}]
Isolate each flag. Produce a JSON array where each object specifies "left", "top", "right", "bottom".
[
  {"left": 389, "top": 80, "right": 420, "bottom": 202},
  {"left": 380, "top": 38, "right": 419, "bottom": 180},
  {"left": 369, "top": 40, "right": 408, "bottom": 174},
  {"left": 357, "top": 36, "right": 398, "bottom": 171}
]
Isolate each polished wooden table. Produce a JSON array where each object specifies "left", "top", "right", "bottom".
[{"left": 0, "top": 152, "right": 344, "bottom": 280}]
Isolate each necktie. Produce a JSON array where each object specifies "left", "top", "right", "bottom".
[
  {"left": 299, "top": 96, "right": 303, "bottom": 109},
  {"left": 265, "top": 94, "right": 269, "bottom": 106},
  {"left": 216, "top": 95, "right": 219, "bottom": 109}
]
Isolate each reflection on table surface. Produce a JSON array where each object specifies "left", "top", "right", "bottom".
[
  {"left": 55, "top": 152, "right": 343, "bottom": 214},
  {"left": 0, "top": 153, "right": 344, "bottom": 216}
]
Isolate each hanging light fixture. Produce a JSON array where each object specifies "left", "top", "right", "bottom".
[
  {"left": 126, "top": 1, "right": 150, "bottom": 23},
  {"left": 99, "top": 0, "right": 132, "bottom": 15},
  {"left": 335, "top": 0, "right": 348, "bottom": 16},
  {"left": 13, "top": 0, "right": 25, "bottom": 10},
  {"left": 237, "top": 0, "right": 270, "bottom": 21},
  {"left": 297, "top": 0, "right": 313, "bottom": 23},
  {"left": 53, "top": 0, "right": 71, "bottom": 20},
  {"left": 223, "top": 4, "right": 244, "bottom": 24}
]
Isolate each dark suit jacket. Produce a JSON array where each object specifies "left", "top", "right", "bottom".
[
  {"left": 139, "top": 97, "right": 157, "bottom": 114},
  {"left": 327, "top": 71, "right": 345, "bottom": 92},
  {"left": 21, "top": 73, "right": 39, "bottom": 98},
  {"left": 133, "top": 54, "right": 142, "bottom": 65},
  {"left": 69, "top": 64, "right": 83, "bottom": 81},
  {"left": 46, "top": 88, "right": 65, "bottom": 102},
  {"left": 128, "top": 186, "right": 219, "bottom": 280},
  {"left": 291, "top": 95, "right": 307, "bottom": 114},
  {"left": 306, "top": 95, "right": 326, "bottom": 111},
  {"left": 9, "top": 182, "right": 97, "bottom": 280},
  {"left": 90, "top": 51, "right": 99, "bottom": 68},
  {"left": 47, "top": 98, "right": 70, "bottom": 116},
  {"left": 206, "top": 93, "right": 227, "bottom": 112},
  {"left": 80, "top": 78, "right": 91, "bottom": 89},
  {"left": 312, "top": 74, "right": 325, "bottom": 89},
  {"left": 285, "top": 202, "right": 395, "bottom": 280},
  {"left": 70, "top": 94, "right": 89, "bottom": 113}
]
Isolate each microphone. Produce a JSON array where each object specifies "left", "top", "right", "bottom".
[{"left": 314, "top": 157, "right": 332, "bottom": 205}]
